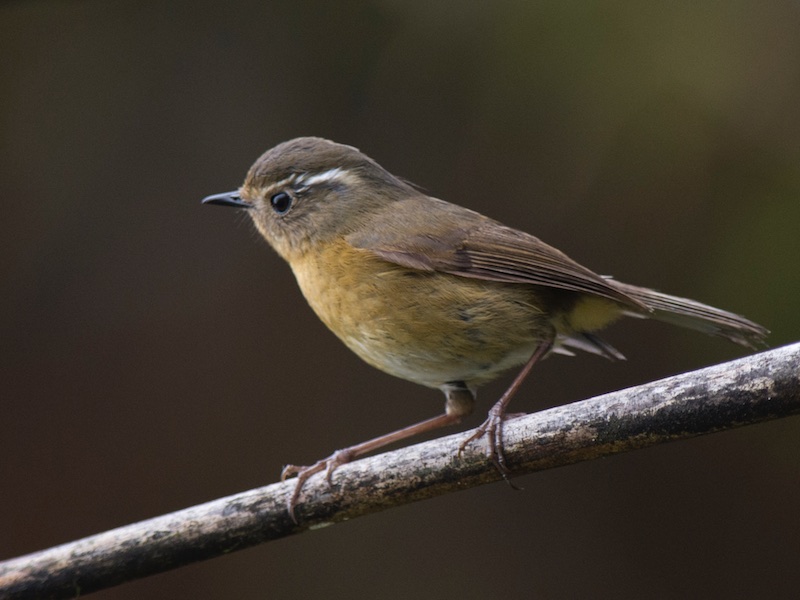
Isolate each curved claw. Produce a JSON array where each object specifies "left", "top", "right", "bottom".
[
  {"left": 457, "top": 341, "right": 552, "bottom": 487},
  {"left": 458, "top": 408, "right": 524, "bottom": 489},
  {"left": 281, "top": 448, "right": 356, "bottom": 523},
  {"left": 281, "top": 459, "right": 326, "bottom": 523}
]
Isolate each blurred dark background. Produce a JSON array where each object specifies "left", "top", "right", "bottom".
[{"left": 2, "top": 2, "right": 799, "bottom": 599}]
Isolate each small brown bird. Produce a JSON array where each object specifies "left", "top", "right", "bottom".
[{"left": 203, "top": 137, "right": 767, "bottom": 520}]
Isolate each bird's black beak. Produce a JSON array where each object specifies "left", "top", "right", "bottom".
[{"left": 201, "top": 191, "right": 252, "bottom": 209}]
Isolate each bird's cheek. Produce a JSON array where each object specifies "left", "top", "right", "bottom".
[{"left": 249, "top": 212, "right": 271, "bottom": 240}]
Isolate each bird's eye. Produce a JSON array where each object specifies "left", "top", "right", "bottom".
[{"left": 270, "top": 191, "right": 293, "bottom": 215}]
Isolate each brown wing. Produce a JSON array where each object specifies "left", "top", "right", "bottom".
[{"left": 347, "top": 195, "right": 647, "bottom": 311}]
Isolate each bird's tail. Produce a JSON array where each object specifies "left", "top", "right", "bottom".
[{"left": 611, "top": 281, "right": 769, "bottom": 349}]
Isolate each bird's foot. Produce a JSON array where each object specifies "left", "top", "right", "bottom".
[
  {"left": 281, "top": 447, "right": 356, "bottom": 523},
  {"left": 458, "top": 407, "right": 525, "bottom": 488}
]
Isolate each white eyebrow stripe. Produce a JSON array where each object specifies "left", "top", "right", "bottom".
[
  {"left": 272, "top": 174, "right": 299, "bottom": 190},
  {"left": 295, "top": 168, "right": 357, "bottom": 188},
  {"left": 261, "top": 174, "right": 297, "bottom": 198}
]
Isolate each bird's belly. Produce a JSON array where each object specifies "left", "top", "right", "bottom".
[{"left": 290, "top": 240, "right": 552, "bottom": 389}]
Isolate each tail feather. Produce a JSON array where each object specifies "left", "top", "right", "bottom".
[{"left": 611, "top": 281, "right": 769, "bottom": 349}]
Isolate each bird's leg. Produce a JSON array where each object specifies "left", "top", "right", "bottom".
[
  {"left": 281, "top": 384, "right": 475, "bottom": 522},
  {"left": 458, "top": 340, "right": 552, "bottom": 479}
]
